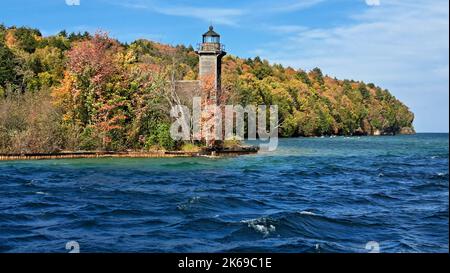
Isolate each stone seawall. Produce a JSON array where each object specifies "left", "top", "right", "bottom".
[{"left": 0, "top": 148, "right": 259, "bottom": 161}]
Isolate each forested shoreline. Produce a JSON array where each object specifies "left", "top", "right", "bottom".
[{"left": 0, "top": 25, "right": 415, "bottom": 154}]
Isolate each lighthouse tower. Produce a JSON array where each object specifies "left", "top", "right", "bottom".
[{"left": 196, "top": 26, "right": 226, "bottom": 104}]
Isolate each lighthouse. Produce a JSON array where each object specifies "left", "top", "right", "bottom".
[{"left": 195, "top": 26, "right": 226, "bottom": 104}]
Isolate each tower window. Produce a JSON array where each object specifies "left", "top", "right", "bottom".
[{"left": 203, "top": 36, "right": 220, "bottom": 43}]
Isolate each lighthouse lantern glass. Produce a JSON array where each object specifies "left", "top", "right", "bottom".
[{"left": 203, "top": 36, "right": 220, "bottom": 43}]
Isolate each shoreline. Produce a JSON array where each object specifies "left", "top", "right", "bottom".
[{"left": 0, "top": 148, "right": 259, "bottom": 161}]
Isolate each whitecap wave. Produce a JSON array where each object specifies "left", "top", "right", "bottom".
[
  {"left": 299, "top": 211, "right": 317, "bottom": 216},
  {"left": 241, "top": 218, "right": 276, "bottom": 236}
]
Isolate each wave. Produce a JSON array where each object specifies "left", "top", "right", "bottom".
[
  {"left": 100, "top": 208, "right": 149, "bottom": 217},
  {"left": 177, "top": 196, "right": 201, "bottom": 211},
  {"left": 176, "top": 195, "right": 269, "bottom": 214},
  {"left": 241, "top": 218, "right": 277, "bottom": 237},
  {"left": 160, "top": 161, "right": 210, "bottom": 169},
  {"left": 298, "top": 211, "right": 317, "bottom": 216},
  {"left": 431, "top": 172, "right": 449, "bottom": 180},
  {"left": 9, "top": 233, "right": 55, "bottom": 243},
  {"left": 21, "top": 201, "right": 57, "bottom": 209},
  {"left": 411, "top": 181, "right": 448, "bottom": 191},
  {"left": 369, "top": 192, "right": 400, "bottom": 201},
  {"left": 217, "top": 210, "right": 381, "bottom": 246}
]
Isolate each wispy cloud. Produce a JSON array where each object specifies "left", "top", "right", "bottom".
[
  {"left": 265, "top": 0, "right": 324, "bottom": 13},
  {"left": 267, "top": 25, "right": 309, "bottom": 33},
  {"left": 119, "top": 2, "right": 149, "bottom": 9},
  {"left": 154, "top": 6, "right": 245, "bottom": 26},
  {"left": 114, "top": 0, "right": 244, "bottom": 26},
  {"left": 115, "top": 0, "right": 323, "bottom": 26},
  {"left": 255, "top": 0, "right": 449, "bottom": 132},
  {"left": 365, "top": 0, "right": 381, "bottom": 6}
]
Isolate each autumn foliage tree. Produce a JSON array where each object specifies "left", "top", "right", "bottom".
[{"left": 53, "top": 33, "right": 129, "bottom": 149}]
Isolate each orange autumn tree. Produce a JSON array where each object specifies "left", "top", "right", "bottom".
[{"left": 52, "top": 32, "right": 129, "bottom": 150}]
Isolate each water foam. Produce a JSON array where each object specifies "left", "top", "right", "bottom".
[{"left": 241, "top": 218, "right": 276, "bottom": 237}]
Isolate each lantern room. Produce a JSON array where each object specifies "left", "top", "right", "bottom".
[{"left": 202, "top": 25, "right": 220, "bottom": 43}]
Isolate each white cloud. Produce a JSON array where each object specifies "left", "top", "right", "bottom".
[
  {"left": 114, "top": 0, "right": 244, "bottom": 26},
  {"left": 116, "top": 0, "right": 323, "bottom": 26},
  {"left": 65, "top": 0, "right": 80, "bottom": 6},
  {"left": 365, "top": 0, "right": 381, "bottom": 6},
  {"left": 155, "top": 6, "right": 244, "bottom": 26},
  {"left": 267, "top": 25, "right": 308, "bottom": 33},
  {"left": 256, "top": 0, "right": 449, "bottom": 132},
  {"left": 264, "top": 0, "right": 324, "bottom": 13}
]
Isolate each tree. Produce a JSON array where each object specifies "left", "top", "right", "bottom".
[
  {"left": 310, "top": 67, "right": 324, "bottom": 85},
  {"left": 358, "top": 83, "right": 371, "bottom": 100},
  {"left": 145, "top": 123, "right": 176, "bottom": 150},
  {"left": 251, "top": 59, "right": 272, "bottom": 80},
  {"left": 295, "top": 70, "right": 311, "bottom": 85},
  {"left": 13, "top": 27, "right": 41, "bottom": 53},
  {"left": 0, "top": 42, "right": 19, "bottom": 88},
  {"left": 61, "top": 32, "right": 128, "bottom": 149}
]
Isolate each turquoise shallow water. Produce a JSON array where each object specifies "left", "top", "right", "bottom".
[{"left": 0, "top": 133, "right": 448, "bottom": 252}]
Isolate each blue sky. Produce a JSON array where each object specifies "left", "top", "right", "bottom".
[{"left": 1, "top": 0, "right": 448, "bottom": 132}]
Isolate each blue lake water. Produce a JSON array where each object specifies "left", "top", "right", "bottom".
[{"left": 0, "top": 134, "right": 448, "bottom": 253}]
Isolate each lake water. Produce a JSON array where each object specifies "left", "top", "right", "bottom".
[{"left": 0, "top": 134, "right": 448, "bottom": 253}]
